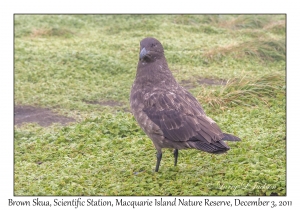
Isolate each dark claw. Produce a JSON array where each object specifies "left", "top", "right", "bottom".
[{"left": 174, "top": 149, "right": 178, "bottom": 166}]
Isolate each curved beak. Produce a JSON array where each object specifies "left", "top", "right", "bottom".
[{"left": 139, "top": 47, "right": 147, "bottom": 60}]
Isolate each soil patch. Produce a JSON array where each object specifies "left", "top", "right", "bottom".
[
  {"left": 180, "top": 80, "right": 196, "bottom": 90},
  {"left": 14, "top": 105, "right": 76, "bottom": 127},
  {"left": 181, "top": 78, "right": 227, "bottom": 89},
  {"left": 197, "top": 78, "right": 227, "bottom": 85},
  {"left": 84, "top": 100, "right": 124, "bottom": 107}
]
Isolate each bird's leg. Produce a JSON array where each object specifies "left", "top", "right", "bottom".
[
  {"left": 155, "top": 151, "right": 162, "bottom": 172},
  {"left": 174, "top": 149, "right": 178, "bottom": 166}
]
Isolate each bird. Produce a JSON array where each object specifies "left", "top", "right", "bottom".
[{"left": 130, "top": 37, "right": 240, "bottom": 172}]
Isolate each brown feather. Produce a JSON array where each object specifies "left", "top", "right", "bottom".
[{"left": 130, "top": 37, "right": 240, "bottom": 171}]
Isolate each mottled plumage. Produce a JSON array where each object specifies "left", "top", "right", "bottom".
[{"left": 130, "top": 37, "right": 240, "bottom": 172}]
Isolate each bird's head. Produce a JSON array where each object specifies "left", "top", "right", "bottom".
[{"left": 139, "top": 37, "right": 164, "bottom": 62}]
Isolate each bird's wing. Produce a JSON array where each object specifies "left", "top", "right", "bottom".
[{"left": 142, "top": 88, "right": 225, "bottom": 144}]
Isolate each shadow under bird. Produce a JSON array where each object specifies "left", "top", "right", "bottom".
[{"left": 130, "top": 37, "right": 240, "bottom": 172}]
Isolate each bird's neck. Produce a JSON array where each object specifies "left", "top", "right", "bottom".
[{"left": 135, "top": 59, "right": 177, "bottom": 90}]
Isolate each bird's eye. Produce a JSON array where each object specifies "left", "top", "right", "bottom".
[{"left": 151, "top": 43, "right": 156, "bottom": 47}]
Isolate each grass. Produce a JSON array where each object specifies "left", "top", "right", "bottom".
[
  {"left": 14, "top": 14, "right": 286, "bottom": 196},
  {"left": 203, "top": 38, "right": 285, "bottom": 61},
  {"left": 197, "top": 72, "right": 285, "bottom": 110}
]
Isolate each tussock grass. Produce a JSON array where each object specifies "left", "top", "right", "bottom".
[
  {"left": 171, "top": 15, "right": 285, "bottom": 31},
  {"left": 219, "top": 15, "right": 276, "bottom": 29},
  {"left": 197, "top": 72, "right": 285, "bottom": 110},
  {"left": 203, "top": 38, "right": 285, "bottom": 61}
]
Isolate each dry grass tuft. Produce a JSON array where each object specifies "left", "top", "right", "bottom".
[
  {"left": 171, "top": 15, "right": 283, "bottom": 30},
  {"left": 203, "top": 38, "right": 285, "bottom": 61},
  {"left": 31, "top": 28, "right": 74, "bottom": 37},
  {"left": 197, "top": 73, "right": 285, "bottom": 110},
  {"left": 263, "top": 20, "right": 285, "bottom": 30},
  {"left": 263, "top": 20, "right": 286, "bottom": 34},
  {"left": 203, "top": 15, "right": 285, "bottom": 30}
]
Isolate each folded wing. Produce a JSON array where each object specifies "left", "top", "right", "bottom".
[{"left": 142, "top": 89, "right": 232, "bottom": 153}]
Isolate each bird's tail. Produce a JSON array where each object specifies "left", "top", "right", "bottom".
[{"left": 222, "top": 133, "right": 241, "bottom": 141}]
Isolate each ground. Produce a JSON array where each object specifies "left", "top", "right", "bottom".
[{"left": 15, "top": 105, "right": 75, "bottom": 127}]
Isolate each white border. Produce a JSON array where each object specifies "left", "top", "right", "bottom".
[{"left": 1, "top": 0, "right": 298, "bottom": 209}]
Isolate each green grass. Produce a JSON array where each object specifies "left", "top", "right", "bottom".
[{"left": 14, "top": 14, "right": 286, "bottom": 196}]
